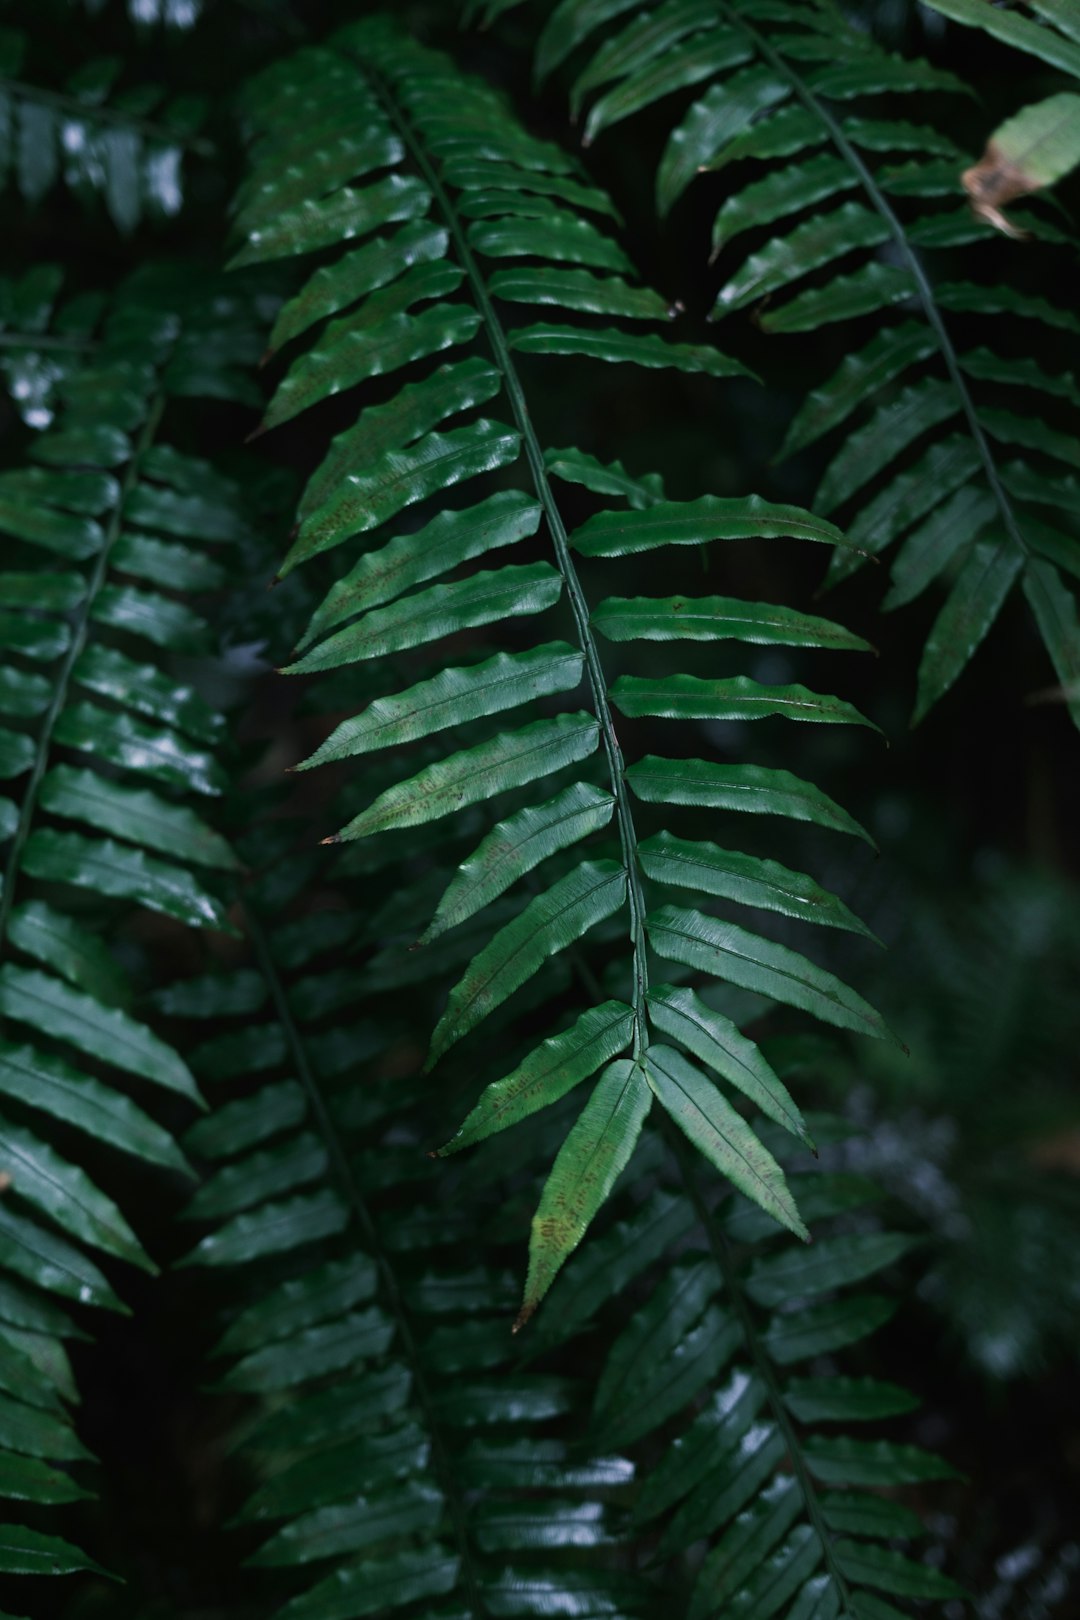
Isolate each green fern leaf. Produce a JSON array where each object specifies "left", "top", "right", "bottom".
[
  {"left": 233, "top": 15, "right": 884, "bottom": 1342},
  {"left": 428, "top": 859, "right": 628, "bottom": 1064},
  {"left": 0, "top": 274, "right": 267, "bottom": 1594},
  {"left": 924, "top": 0, "right": 1080, "bottom": 78},
  {"left": 420, "top": 781, "right": 616, "bottom": 943},
  {"left": 519, "top": 1057, "right": 652, "bottom": 1322},
  {"left": 535, "top": 0, "right": 1080, "bottom": 725},
  {"left": 647, "top": 907, "right": 896, "bottom": 1042}
]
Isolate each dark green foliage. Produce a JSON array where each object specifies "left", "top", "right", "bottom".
[
  {"left": 0, "top": 267, "right": 106, "bottom": 431},
  {"left": 0, "top": 0, "right": 1074, "bottom": 1616},
  {"left": 170, "top": 865, "right": 642, "bottom": 1620},
  {"left": 924, "top": 0, "right": 1080, "bottom": 79},
  {"left": 142, "top": 26, "right": 971, "bottom": 1617},
  {"left": 0, "top": 272, "right": 263, "bottom": 1587},
  {"left": 516, "top": 0, "right": 1080, "bottom": 730},
  {"left": 843, "top": 861, "right": 1080, "bottom": 1381},
  {"left": 236, "top": 17, "right": 894, "bottom": 1326},
  {"left": 531, "top": 1111, "right": 964, "bottom": 1620},
  {"left": 0, "top": 25, "right": 207, "bottom": 230},
  {"left": 165, "top": 835, "right": 956, "bottom": 1620}
]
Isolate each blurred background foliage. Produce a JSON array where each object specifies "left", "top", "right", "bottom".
[{"left": 0, "top": 0, "right": 1077, "bottom": 1616}]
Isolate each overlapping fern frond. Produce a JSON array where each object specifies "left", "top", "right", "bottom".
[
  {"left": 170, "top": 830, "right": 648, "bottom": 1620},
  {"left": 515, "top": 0, "right": 1080, "bottom": 731},
  {"left": 0, "top": 275, "right": 259, "bottom": 1591},
  {"left": 176, "top": 872, "right": 958, "bottom": 1620},
  {"left": 0, "top": 24, "right": 208, "bottom": 229},
  {"left": 531, "top": 1107, "right": 962, "bottom": 1620},
  {"left": 229, "top": 15, "right": 896, "bottom": 1323}
]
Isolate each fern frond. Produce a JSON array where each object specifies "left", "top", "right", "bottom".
[
  {"left": 0, "top": 277, "right": 256, "bottom": 1589},
  {"left": 523, "top": 0, "right": 1080, "bottom": 730},
  {"left": 173, "top": 858, "right": 640, "bottom": 1620},
  {"left": 229, "top": 16, "right": 891, "bottom": 1325},
  {"left": 180, "top": 864, "right": 959, "bottom": 1620},
  {"left": 530, "top": 1107, "right": 963, "bottom": 1620},
  {"left": 0, "top": 28, "right": 209, "bottom": 230}
]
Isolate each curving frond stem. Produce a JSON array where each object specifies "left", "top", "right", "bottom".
[
  {"left": 237, "top": 13, "right": 888, "bottom": 1331},
  {"left": 711, "top": 2, "right": 1080, "bottom": 721},
  {"left": 244, "top": 903, "right": 487, "bottom": 1617},
  {"left": 365, "top": 59, "right": 652, "bottom": 1054},
  {"left": 668, "top": 1120, "right": 855, "bottom": 1612},
  {"left": 715, "top": 0, "right": 1031, "bottom": 568},
  {"left": 536, "top": 0, "right": 1080, "bottom": 726},
  {"left": 0, "top": 393, "right": 165, "bottom": 956}
]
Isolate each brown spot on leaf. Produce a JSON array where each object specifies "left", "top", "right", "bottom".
[{"left": 962, "top": 143, "right": 1035, "bottom": 239}]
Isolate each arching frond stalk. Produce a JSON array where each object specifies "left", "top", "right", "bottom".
[{"left": 230, "top": 16, "right": 891, "bottom": 1337}]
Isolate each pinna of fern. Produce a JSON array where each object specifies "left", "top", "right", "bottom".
[
  {"left": 513, "top": 0, "right": 1080, "bottom": 733},
  {"left": 0, "top": 258, "right": 262, "bottom": 438},
  {"left": 227, "top": 14, "right": 898, "bottom": 1328},
  {"left": 924, "top": 0, "right": 1080, "bottom": 82},
  {"left": 0, "top": 272, "right": 264, "bottom": 1590}
]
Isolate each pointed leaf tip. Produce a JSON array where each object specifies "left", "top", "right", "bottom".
[{"left": 522, "top": 1057, "right": 651, "bottom": 1318}]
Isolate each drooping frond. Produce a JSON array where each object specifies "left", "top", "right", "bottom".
[
  {"left": 171, "top": 840, "right": 644, "bottom": 1620},
  {"left": 0, "top": 27, "right": 209, "bottom": 229},
  {"left": 177, "top": 879, "right": 960, "bottom": 1620},
  {"left": 520, "top": 0, "right": 1080, "bottom": 730},
  {"left": 228, "top": 15, "right": 893, "bottom": 1324},
  {"left": 530, "top": 1105, "right": 963, "bottom": 1620},
  {"left": 0, "top": 276, "right": 259, "bottom": 1591}
]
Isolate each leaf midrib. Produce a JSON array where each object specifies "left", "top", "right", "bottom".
[
  {"left": 718, "top": 0, "right": 1032, "bottom": 570},
  {"left": 366, "top": 58, "right": 652, "bottom": 1056},
  {"left": 668, "top": 1124, "right": 856, "bottom": 1613},
  {"left": 0, "top": 395, "right": 165, "bottom": 965},
  {"left": 244, "top": 907, "right": 473, "bottom": 1614}
]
